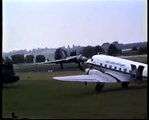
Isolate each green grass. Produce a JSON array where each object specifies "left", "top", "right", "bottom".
[
  {"left": 2, "top": 55, "right": 147, "bottom": 119},
  {"left": 121, "top": 55, "right": 147, "bottom": 64},
  {"left": 2, "top": 71, "right": 147, "bottom": 119}
]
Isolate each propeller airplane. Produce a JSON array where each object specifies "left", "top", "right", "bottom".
[{"left": 53, "top": 54, "right": 147, "bottom": 92}]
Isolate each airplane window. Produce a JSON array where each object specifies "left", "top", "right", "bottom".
[
  {"left": 119, "top": 68, "right": 121, "bottom": 71},
  {"left": 124, "top": 68, "right": 127, "bottom": 72},
  {"left": 91, "top": 58, "right": 93, "bottom": 61},
  {"left": 114, "top": 67, "right": 117, "bottom": 70},
  {"left": 109, "top": 65, "right": 112, "bottom": 68},
  {"left": 100, "top": 63, "right": 102, "bottom": 66},
  {"left": 105, "top": 64, "right": 107, "bottom": 67}
]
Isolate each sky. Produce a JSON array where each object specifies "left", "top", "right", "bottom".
[{"left": 2, "top": 0, "right": 147, "bottom": 52}]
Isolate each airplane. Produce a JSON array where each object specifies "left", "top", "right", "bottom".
[
  {"left": 53, "top": 54, "right": 147, "bottom": 92},
  {"left": 2, "top": 62, "right": 20, "bottom": 84},
  {"left": 35, "top": 54, "right": 88, "bottom": 70}
]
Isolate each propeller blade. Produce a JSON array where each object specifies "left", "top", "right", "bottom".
[{"left": 78, "top": 62, "right": 85, "bottom": 71}]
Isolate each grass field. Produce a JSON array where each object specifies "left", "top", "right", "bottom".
[{"left": 2, "top": 55, "right": 147, "bottom": 119}]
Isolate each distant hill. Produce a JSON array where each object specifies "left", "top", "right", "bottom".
[
  {"left": 3, "top": 41, "right": 147, "bottom": 59},
  {"left": 101, "top": 41, "right": 147, "bottom": 52},
  {"left": 2, "top": 48, "right": 56, "bottom": 60},
  {"left": 112, "top": 41, "right": 147, "bottom": 49},
  {"left": 2, "top": 45, "right": 84, "bottom": 60}
]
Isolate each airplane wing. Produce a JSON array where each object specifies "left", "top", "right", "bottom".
[
  {"left": 35, "top": 55, "right": 87, "bottom": 65},
  {"left": 53, "top": 71, "right": 118, "bottom": 83},
  {"left": 41, "top": 57, "right": 76, "bottom": 64},
  {"left": 33, "top": 59, "right": 66, "bottom": 65},
  {"left": 48, "top": 56, "right": 78, "bottom": 63},
  {"left": 53, "top": 75, "right": 98, "bottom": 82},
  {"left": 44, "top": 59, "right": 67, "bottom": 64},
  {"left": 53, "top": 67, "right": 132, "bottom": 83}
]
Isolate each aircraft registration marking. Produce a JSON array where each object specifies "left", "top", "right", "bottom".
[{"left": 105, "top": 61, "right": 125, "bottom": 67}]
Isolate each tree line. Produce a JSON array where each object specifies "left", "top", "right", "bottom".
[
  {"left": 2, "top": 44, "right": 147, "bottom": 64},
  {"left": 3, "top": 54, "right": 46, "bottom": 64}
]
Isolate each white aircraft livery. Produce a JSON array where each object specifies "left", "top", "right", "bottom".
[{"left": 53, "top": 54, "right": 147, "bottom": 92}]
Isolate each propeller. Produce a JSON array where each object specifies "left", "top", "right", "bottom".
[
  {"left": 84, "top": 65, "right": 94, "bottom": 85},
  {"left": 76, "top": 55, "right": 88, "bottom": 63},
  {"left": 77, "top": 55, "right": 88, "bottom": 72},
  {"left": 78, "top": 62, "right": 88, "bottom": 71},
  {"left": 85, "top": 65, "right": 94, "bottom": 74}
]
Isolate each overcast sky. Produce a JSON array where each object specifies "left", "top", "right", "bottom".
[{"left": 2, "top": 0, "right": 147, "bottom": 52}]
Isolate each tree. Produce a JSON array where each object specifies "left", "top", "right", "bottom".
[
  {"left": 132, "top": 46, "right": 138, "bottom": 51},
  {"left": 138, "top": 46, "right": 147, "bottom": 54},
  {"left": 11, "top": 54, "right": 25, "bottom": 64},
  {"left": 54, "top": 48, "right": 68, "bottom": 60},
  {"left": 81, "top": 45, "right": 105, "bottom": 58},
  {"left": 94, "top": 45, "right": 105, "bottom": 54},
  {"left": 118, "top": 49, "right": 122, "bottom": 56},
  {"left": 81, "top": 46, "right": 93, "bottom": 58},
  {"left": 107, "top": 44, "right": 120, "bottom": 56},
  {"left": 35, "top": 55, "right": 46, "bottom": 63},
  {"left": 25, "top": 55, "right": 34, "bottom": 63},
  {"left": 70, "top": 50, "right": 77, "bottom": 56}
]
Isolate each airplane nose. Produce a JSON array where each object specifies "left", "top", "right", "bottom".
[
  {"left": 86, "top": 57, "right": 95, "bottom": 64},
  {"left": 86, "top": 59, "right": 91, "bottom": 64},
  {"left": 82, "top": 56, "right": 88, "bottom": 61}
]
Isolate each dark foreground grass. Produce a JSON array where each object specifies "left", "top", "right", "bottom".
[{"left": 2, "top": 71, "right": 147, "bottom": 119}]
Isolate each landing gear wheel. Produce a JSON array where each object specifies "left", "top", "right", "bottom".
[
  {"left": 95, "top": 83, "right": 104, "bottom": 93},
  {"left": 122, "top": 82, "right": 129, "bottom": 88},
  {"left": 85, "top": 82, "right": 87, "bottom": 85}
]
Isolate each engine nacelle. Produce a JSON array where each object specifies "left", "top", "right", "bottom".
[{"left": 77, "top": 55, "right": 88, "bottom": 62}]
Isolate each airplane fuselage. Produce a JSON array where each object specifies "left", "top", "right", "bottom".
[
  {"left": 86, "top": 54, "right": 147, "bottom": 81},
  {"left": 53, "top": 54, "right": 147, "bottom": 92}
]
